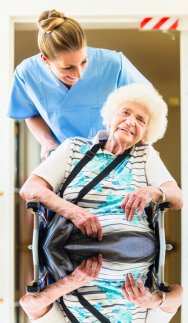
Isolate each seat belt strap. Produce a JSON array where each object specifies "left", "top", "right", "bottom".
[{"left": 59, "top": 142, "right": 103, "bottom": 198}]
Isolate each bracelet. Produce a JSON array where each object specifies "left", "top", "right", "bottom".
[
  {"left": 152, "top": 290, "right": 166, "bottom": 306},
  {"left": 152, "top": 187, "right": 166, "bottom": 204}
]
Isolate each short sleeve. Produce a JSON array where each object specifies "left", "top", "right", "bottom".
[
  {"left": 117, "top": 53, "right": 152, "bottom": 87},
  {"left": 145, "top": 145, "right": 176, "bottom": 186},
  {"left": 7, "top": 67, "right": 40, "bottom": 119},
  {"left": 30, "top": 302, "right": 65, "bottom": 323},
  {"left": 31, "top": 139, "right": 72, "bottom": 192},
  {"left": 146, "top": 307, "right": 176, "bottom": 323}
]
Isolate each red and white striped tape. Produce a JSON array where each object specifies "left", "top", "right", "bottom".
[{"left": 140, "top": 17, "right": 178, "bottom": 30}]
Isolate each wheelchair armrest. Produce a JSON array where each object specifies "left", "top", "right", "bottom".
[
  {"left": 154, "top": 202, "right": 171, "bottom": 213},
  {"left": 153, "top": 201, "right": 172, "bottom": 290},
  {"left": 26, "top": 201, "right": 48, "bottom": 293},
  {"left": 26, "top": 200, "right": 44, "bottom": 283}
]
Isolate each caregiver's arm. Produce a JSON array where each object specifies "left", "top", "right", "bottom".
[
  {"left": 20, "top": 175, "right": 103, "bottom": 241},
  {"left": 20, "top": 255, "right": 102, "bottom": 320},
  {"left": 26, "top": 116, "right": 58, "bottom": 160}
]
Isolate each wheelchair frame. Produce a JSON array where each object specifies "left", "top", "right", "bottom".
[{"left": 25, "top": 201, "right": 171, "bottom": 294}]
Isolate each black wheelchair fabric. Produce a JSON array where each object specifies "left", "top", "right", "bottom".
[{"left": 40, "top": 213, "right": 158, "bottom": 283}]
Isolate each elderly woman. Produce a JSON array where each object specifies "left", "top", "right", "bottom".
[{"left": 20, "top": 84, "right": 183, "bottom": 322}]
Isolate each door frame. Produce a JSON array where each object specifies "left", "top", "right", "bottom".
[{"left": 1, "top": 13, "right": 188, "bottom": 322}]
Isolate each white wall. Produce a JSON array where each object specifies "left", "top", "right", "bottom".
[{"left": 1, "top": 0, "right": 188, "bottom": 16}]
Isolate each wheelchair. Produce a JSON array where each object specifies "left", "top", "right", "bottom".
[{"left": 26, "top": 200, "right": 172, "bottom": 295}]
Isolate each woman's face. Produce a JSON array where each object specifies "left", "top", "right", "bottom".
[
  {"left": 42, "top": 46, "right": 88, "bottom": 87},
  {"left": 109, "top": 101, "right": 150, "bottom": 149}
]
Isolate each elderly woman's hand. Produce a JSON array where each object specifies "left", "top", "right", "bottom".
[
  {"left": 121, "top": 273, "right": 183, "bottom": 313},
  {"left": 121, "top": 186, "right": 162, "bottom": 221},
  {"left": 64, "top": 203, "right": 103, "bottom": 241},
  {"left": 67, "top": 254, "right": 103, "bottom": 288},
  {"left": 121, "top": 273, "right": 162, "bottom": 308}
]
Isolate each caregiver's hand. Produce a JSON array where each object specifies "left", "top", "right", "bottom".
[
  {"left": 26, "top": 116, "right": 59, "bottom": 161},
  {"left": 42, "top": 143, "right": 59, "bottom": 161},
  {"left": 121, "top": 186, "right": 162, "bottom": 221},
  {"left": 66, "top": 203, "right": 103, "bottom": 241}
]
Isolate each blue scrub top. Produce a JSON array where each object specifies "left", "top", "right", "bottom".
[{"left": 7, "top": 47, "right": 151, "bottom": 144}]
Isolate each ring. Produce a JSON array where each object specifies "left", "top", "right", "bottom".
[
  {"left": 127, "top": 291, "right": 132, "bottom": 295},
  {"left": 127, "top": 200, "right": 133, "bottom": 205},
  {"left": 91, "top": 225, "right": 97, "bottom": 229}
]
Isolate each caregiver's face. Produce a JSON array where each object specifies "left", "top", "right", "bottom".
[
  {"left": 44, "top": 46, "right": 88, "bottom": 87},
  {"left": 109, "top": 101, "right": 150, "bottom": 148}
]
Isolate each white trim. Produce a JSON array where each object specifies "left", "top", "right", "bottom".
[
  {"left": 0, "top": 13, "right": 15, "bottom": 323},
  {"left": 12, "top": 15, "right": 188, "bottom": 31},
  {"left": 14, "top": 15, "right": 140, "bottom": 30}
]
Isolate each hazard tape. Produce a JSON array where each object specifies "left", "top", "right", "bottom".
[{"left": 140, "top": 17, "right": 178, "bottom": 30}]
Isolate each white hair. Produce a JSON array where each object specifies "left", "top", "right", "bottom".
[{"left": 101, "top": 83, "right": 168, "bottom": 144}]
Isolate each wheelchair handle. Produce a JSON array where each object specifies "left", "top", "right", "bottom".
[
  {"left": 154, "top": 202, "right": 171, "bottom": 212},
  {"left": 158, "top": 283, "right": 171, "bottom": 293},
  {"left": 26, "top": 200, "right": 41, "bottom": 212}
]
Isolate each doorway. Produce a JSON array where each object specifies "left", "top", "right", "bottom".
[{"left": 14, "top": 24, "right": 181, "bottom": 323}]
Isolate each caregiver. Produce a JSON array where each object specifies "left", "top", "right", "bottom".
[{"left": 7, "top": 9, "right": 150, "bottom": 160}]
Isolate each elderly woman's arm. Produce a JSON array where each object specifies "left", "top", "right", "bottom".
[
  {"left": 121, "top": 182, "right": 183, "bottom": 221},
  {"left": 20, "top": 255, "right": 102, "bottom": 320},
  {"left": 121, "top": 144, "right": 183, "bottom": 221},
  {"left": 20, "top": 175, "right": 102, "bottom": 240}
]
